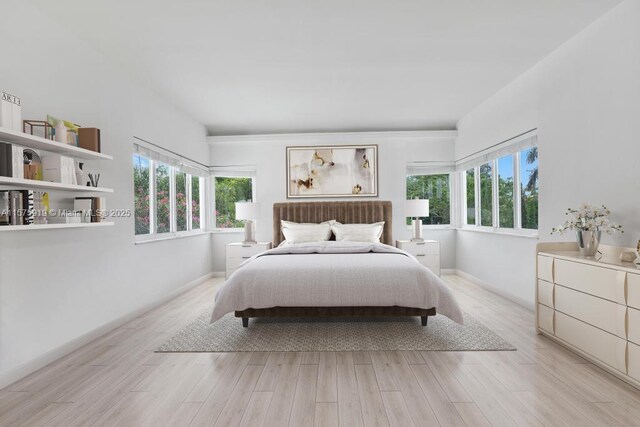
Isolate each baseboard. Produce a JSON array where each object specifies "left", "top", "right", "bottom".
[
  {"left": 453, "top": 269, "right": 534, "bottom": 311},
  {"left": 211, "top": 271, "right": 225, "bottom": 278},
  {"left": 0, "top": 272, "right": 215, "bottom": 390},
  {"left": 441, "top": 269, "right": 457, "bottom": 275}
]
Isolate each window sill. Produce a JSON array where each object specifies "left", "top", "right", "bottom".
[
  {"left": 405, "top": 225, "right": 455, "bottom": 231},
  {"left": 210, "top": 228, "right": 244, "bottom": 234},
  {"left": 456, "top": 226, "right": 539, "bottom": 239},
  {"left": 135, "top": 230, "right": 212, "bottom": 245}
]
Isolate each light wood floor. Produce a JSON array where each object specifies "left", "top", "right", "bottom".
[{"left": 2, "top": 275, "right": 640, "bottom": 426}]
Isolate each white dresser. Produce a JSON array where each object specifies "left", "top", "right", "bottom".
[
  {"left": 536, "top": 242, "right": 640, "bottom": 389},
  {"left": 226, "top": 242, "right": 272, "bottom": 279},
  {"left": 396, "top": 240, "right": 441, "bottom": 276}
]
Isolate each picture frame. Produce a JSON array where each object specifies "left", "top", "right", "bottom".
[{"left": 286, "top": 144, "right": 378, "bottom": 198}]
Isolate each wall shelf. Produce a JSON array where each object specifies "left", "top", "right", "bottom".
[
  {"left": 0, "top": 222, "right": 114, "bottom": 232},
  {"left": 0, "top": 177, "right": 113, "bottom": 193},
  {"left": 0, "top": 127, "right": 113, "bottom": 161}
]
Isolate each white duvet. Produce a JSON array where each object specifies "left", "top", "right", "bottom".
[{"left": 211, "top": 241, "right": 464, "bottom": 324}]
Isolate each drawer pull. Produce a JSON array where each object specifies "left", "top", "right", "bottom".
[
  {"left": 242, "top": 256, "right": 251, "bottom": 259},
  {"left": 416, "top": 254, "right": 426, "bottom": 257},
  {"left": 416, "top": 242, "right": 426, "bottom": 245}
]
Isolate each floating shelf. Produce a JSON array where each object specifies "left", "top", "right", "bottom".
[
  {"left": 0, "top": 177, "right": 114, "bottom": 193},
  {"left": 0, "top": 222, "right": 114, "bottom": 232},
  {"left": 0, "top": 127, "right": 113, "bottom": 161}
]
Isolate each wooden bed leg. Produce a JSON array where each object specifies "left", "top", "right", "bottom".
[
  {"left": 421, "top": 316, "right": 428, "bottom": 326},
  {"left": 242, "top": 317, "right": 249, "bottom": 328}
]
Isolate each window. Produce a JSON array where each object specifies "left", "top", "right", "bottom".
[
  {"left": 155, "top": 163, "right": 171, "bottom": 234},
  {"left": 406, "top": 174, "right": 450, "bottom": 225},
  {"left": 461, "top": 138, "right": 538, "bottom": 233},
  {"left": 133, "top": 142, "right": 208, "bottom": 240},
  {"left": 133, "top": 154, "right": 151, "bottom": 235},
  {"left": 520, "top": 147, "right": 538, "bottom": 229},
  {"left": 214, "top": 177, "right": 253, "bottom": 228},
  {"left": 175, "top": 170, "right": 188, "bottom": 232},
  {"left": 465, "top": 168, "right": 475, "bottom": 225},
  {"left": 479, "top": 163, "right": 493, "bottom": 226},
  {"left": 191, "top": 176, "right": 202, "bottom": 229},
  {"left": 497, "top": 155, "right": 514, "bottom": 228}
]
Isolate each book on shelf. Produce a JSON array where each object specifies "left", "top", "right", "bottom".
[
  {"left": 0, "top": 91, "right": 21, "bottom": 132},
  {"left": 42, "top": 153, "right": 76, "bottom": 184},
  {"left": 74, "top": 196, "right": 106, "bottom": 223}
]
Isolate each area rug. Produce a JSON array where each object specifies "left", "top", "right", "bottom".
[{"left": 156, "top": 312, "right": 515, "bottom": 352}]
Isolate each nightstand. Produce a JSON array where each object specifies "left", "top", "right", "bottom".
[
  {"left": 396, "top": 240, "right": 441, "bottom": 276},
  {"left": 226, "top": 242, "right": 272, "bottom": 279}
]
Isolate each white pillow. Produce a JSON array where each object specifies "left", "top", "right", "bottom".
[
  {"left": 281, "top": 220, "right": 335, "bottom": 244},
  {"left": 331, "top": 222, "right": 385, "bottom": 243}
]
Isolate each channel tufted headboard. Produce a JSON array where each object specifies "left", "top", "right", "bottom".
[{"left": 272, "top": 201, "right": 393, "bottom": 247}]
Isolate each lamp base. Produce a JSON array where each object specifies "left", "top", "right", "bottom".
[
  {"left": 243, "top": 221, "right": 256, "bottom": 245},
  {"left": 411, "top": 218, "right": 423, "bottom": 242}
]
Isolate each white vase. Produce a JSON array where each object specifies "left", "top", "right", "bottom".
[{"left": 576, "top": 230, "right": 601, "bottom": 256}]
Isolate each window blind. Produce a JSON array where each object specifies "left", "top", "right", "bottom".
[
  {"left": 456, "top": 132, "right": 537, "bottom": 171},
  {"left": 210, "top": 165, "right": 257, "bottom": 178},
  {"left": 133, "top": 142, "right": 208, "bottom": 177}
]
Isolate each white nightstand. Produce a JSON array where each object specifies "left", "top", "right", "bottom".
[
  {"left": 396, "top": 240, "right": 441, "bottom": 276},
  {"left": 226, "top": 242, "right": 272, "bottom": 279}
]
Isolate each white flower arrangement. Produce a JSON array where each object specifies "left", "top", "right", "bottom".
[{"left": 552, "top": 203, "right": 623, "bottom": 235}]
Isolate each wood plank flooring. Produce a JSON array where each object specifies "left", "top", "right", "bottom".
[{"left": 2, "top": 275, "right": 640, "bottom": 426}]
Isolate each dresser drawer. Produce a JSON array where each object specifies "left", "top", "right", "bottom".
[
  {"left": 538, "top": 304, "right": 554, "bottom": 334},
  {"left": 537, "top": 255, "right": 554, "bottom": 282},
  {"left": 554, "top": 259, "right": 626, "bottom": 304},
  {"left": 537, "top": 280, "right": 554, "bottom": 308},
  {"left": 628, "top": 273, "right": 640, "bottom": 310},
  {"left": 555, "top": 285, "right": 627, "bottom": 338},
  {"left": 555, "top": 312, "right": 627, "bottom": 373},
  {"left": 629, "top": 307, "right": 640, "bottom": 346},
  {"left": 629, "top": 342, "right": 640, "bottom": 382},
  {"left": 226, "top": 244, "right": 268, "bottom": 258}
]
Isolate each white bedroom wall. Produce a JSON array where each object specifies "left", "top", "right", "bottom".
[
  {"left": 455, "top": 0, "right": 639, "bottom": 308},
  {"left": 209, "top": 132, "right": 458, "bottom": 272},
  {"left": 0, "top": 1, "right": 212, "bottom": 386}
]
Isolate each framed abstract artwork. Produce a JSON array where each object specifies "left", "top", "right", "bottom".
[{"left": 286, "top": 145, "right": 378, "bottom": 198}]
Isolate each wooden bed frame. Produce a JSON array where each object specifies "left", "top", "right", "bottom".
[{"left": 235, "top": 200, "right": 437, "bottom": 327}]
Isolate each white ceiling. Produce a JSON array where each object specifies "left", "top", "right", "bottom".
[{"left": 29, "top": 0, "right": 619, "bottom": 136}]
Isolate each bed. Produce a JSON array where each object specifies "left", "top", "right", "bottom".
[{"left": 211, "top": 201, "right": 463, "bottom": 327}]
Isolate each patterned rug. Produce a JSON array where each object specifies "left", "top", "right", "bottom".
[{"left": 156, "top": 312, "right": 515, "bottom": 352}]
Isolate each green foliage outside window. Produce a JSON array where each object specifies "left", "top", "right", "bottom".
[
  {"left": 133, "top": 154, "right": 150, "bottom": 235},
  {"left": 406, "top": 174, "right": 450, "bottom": 225},
  {"left": 192, "top": 176, "right": 201, "bottom": 229},
  {"left": 176, "top": 171, "right": 187, "bottom": 231},
  {"left": 479, "top": 163, "right": 493, "bottom": 226},
  {"left": 215, "top": 177, "right": 253, "bottom": 228},
  {"left": 520, "top": 147, "right": 538, "bottom": 229},
  {"left": 156, "top": 164, "right": 171, "bottom": 233},
  {"left": 466, "top": 169, "right": 475, "bottom": 225},
  {"left": 498, "top": 156, "right": 514, "bottom": 228}
]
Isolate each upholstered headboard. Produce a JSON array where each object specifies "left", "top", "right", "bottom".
[{"left": 272, "top": 201, "right": 393, "bottom": 247}]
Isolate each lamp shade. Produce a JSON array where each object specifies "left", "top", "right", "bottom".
[
  {"left": 405, "top": 199, "right": 429, "bottom": 217},
  {"left": 235, "top": 202, "right": 260, "bottom": 220}
]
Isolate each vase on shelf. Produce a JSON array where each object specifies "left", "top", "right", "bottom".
[{"left": 576, "top": 230, "right": 601, "bottom": 256}]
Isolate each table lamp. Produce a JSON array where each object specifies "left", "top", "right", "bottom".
[
  {"left": 235, "top": 201, "right": 260, "bottom": 245},
  {"left": 405, "top": 198, "right": 429, "bottom": 241}
]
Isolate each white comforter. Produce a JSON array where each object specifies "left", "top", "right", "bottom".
[{"left": 211, "top": 241, "right": 463, "bottom": 324}]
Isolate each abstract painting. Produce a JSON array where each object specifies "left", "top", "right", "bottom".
[{"left": 286, "top": 145, "right": 378, "bottom": 198}]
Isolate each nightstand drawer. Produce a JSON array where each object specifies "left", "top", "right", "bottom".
[
  {"left": 226, "top": 244, "right": 269, "bottom": 258},
  {"left": 415, "top": 253, "right": 439, "bottom": 266},
  {"left": 227, "top": 256, "right": 251, "bottom": 271},
  {"left": 399, "top": 241, "right": 439, "bottom": 255}
]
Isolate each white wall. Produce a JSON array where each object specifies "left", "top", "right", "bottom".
[
  {"left": 455, "top": 0, "right": 639, "bottom": 307},
  {"left": 0, "top": 1, "right": 212, "bottom": 386},
  {"left": 209, "top": 132, "right": 458, "bottom": 272}
]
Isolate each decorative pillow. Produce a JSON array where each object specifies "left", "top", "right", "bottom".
[
  {"left": 331, "top": 222, "right": 385, "bottom": 243},
  {"left": 281, "top": 220, "right": 335, "bottom": 244}
]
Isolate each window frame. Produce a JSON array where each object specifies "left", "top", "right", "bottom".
[
  {"left": 404, "top": 172, "right": 454, "bottom": 230},
  {"left": 461, "top": 147, "right": 538, "bottom": 237},
  {"left": 133, "top": 149, "right": 209, "bottom": 243},
  {"left": 211, "top": 175, "right": 257, "bottom": 232}
]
